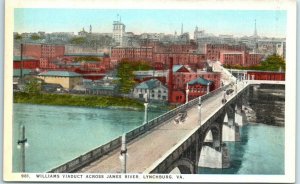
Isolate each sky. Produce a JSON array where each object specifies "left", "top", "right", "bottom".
[{"left": 14, "top": 9, "right": 287, "bottom": 38}]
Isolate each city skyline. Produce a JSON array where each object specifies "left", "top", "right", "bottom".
[{"left": 14, "top": 9, "right": 287, "bottom": 38}]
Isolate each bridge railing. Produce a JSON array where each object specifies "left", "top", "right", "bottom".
[
  {"left": 48, "top": 136, "right": 122, "bottom": 173},
  {"left": 48, "top": 84, "right": 230, "bottom": 173}
]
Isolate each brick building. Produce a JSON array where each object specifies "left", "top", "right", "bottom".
[
  {"left": 205, "top": 43, "right": 247, "bottom": 61},
  {"left": 187, "top": 77, "right": 213, "bottom": 100},
  {"left": 167, "top": 62, "right": 221, "bottom": 104},
  {"left": 19, "top": 43, "right": 65, "bottom": 69},
  {"left": 13, "top": 56, "right": 40, "bottom": 69},
  {"left": 111, "top": 43, "right": 205, "bottom": 68},
  {"left": 111, "top": 47, "right": 153, "bottom": 63},
  {"left": 220, "top": 51, "right": 263, "bottom": 67},
  {"left": 21, "top": 43, "right": 65, "bottom": 59},
  {"left": 246, "top": 71, "right": 285, "bottom": 81}
]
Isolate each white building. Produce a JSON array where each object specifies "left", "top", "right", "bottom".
[
  {"left": 133, "top": 79, "right": 168, "bottom": 101},
  {"left": 113, "top": 20, "right": 126, "bottom": 46}
]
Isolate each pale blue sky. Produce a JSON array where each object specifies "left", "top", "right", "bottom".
[{"left": 14, "top": 9, "right": 286, "bottom": 38}]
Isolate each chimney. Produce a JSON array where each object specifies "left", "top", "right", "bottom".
[{"left": 168, "top": 57, "right": 173, "bottom": 103}]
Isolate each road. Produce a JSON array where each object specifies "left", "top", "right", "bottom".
[{"left": 77, "top": 82, "right": 246, "bottom": 173}]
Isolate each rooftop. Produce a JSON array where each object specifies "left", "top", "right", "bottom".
[
  {"left": 64, "top": 53, "right": 105, "bottom": 57},
  {"left": 13, "top": 69, "right": 32, "bottom": 77},
  {"left": 38, "top": 71, "right": 82, "bottom": 77},
  {"left": 188, "top": 77, "right": 213, "bottom": 86},
  {"left": 135, "top": 78, "right": 165, "bottom": 90},
  {"left": 13, "top": 56, "right": 38, "bottom": 61}
]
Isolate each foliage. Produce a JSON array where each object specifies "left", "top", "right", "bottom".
[
  {"left": 70, "top": 37, "right": 86, "bottom": 45},
  {"left": 224, "top": 54, "right": 285, "bottom": 71},
  {"left": 30, "top": 34, "right": 41, "bottom": 40},
  {"left": 14, "top": 92, "right": 144, "bottom": 109},
  {"left": 23, "top": 78, "right": 42, "bottom": 94},
  {"left": 116, "top": 60, "right": 152, "bottom": 93},
  {"left": 74, "top": 56, "right": 102, "bottom": 62},
  {"left": 259, "top": 54, "right": 285, "bottom": 71},
  {"left": 14, "top": 33, "right": 22, "bottom": 40}
]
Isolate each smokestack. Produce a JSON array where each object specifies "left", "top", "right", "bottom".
[{"left": 168, "top": 57, "right": 173, "bottom": 103}]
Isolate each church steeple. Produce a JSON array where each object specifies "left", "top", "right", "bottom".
[{"left": 253, "top": 19, "right": 258, "bottom": 37}]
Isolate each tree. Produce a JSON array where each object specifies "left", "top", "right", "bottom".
[
  {"left": 117, "top": 60, "right": 152, "bottom": 93},
  {"left": 24, "top": 78, "right": 42, "bottom": 94},
  {"left": 14, "top": 33, "right": 22, "bottom": 40},
  {"left": 30, "top": 33, "right": 41, "bottom": 40},
  {"left": 259, "top": 54, "right": 285, "bottom": 71}
]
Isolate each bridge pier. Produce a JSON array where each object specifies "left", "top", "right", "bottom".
[{"left": 198, "top": 144, "right": 230, "bottom": 169}]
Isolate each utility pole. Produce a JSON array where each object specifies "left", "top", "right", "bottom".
[{"left": 17, "top": 125, "right": 27, "bottom": 172}]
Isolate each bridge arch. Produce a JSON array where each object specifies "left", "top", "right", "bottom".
[
  {"left": 167, "top": 158, "right": 195, "bottom": 174},
  {"left": 203, "top": 124, "right": 222, "bottom": 149}
]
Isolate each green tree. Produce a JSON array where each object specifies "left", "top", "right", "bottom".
[
  {"left": 117, "top": 60, "right": 152, "bottom": 93},
  {"left": 74, "top": 56, "right": 102, "bottom": 62},
  {"left": 260, "top": 54, "right": 285, "bottom": 71},
  {"left": 30, "top": 34, "right": 41, "bottom": 40},
  {"left": 70, "top": 37, "right": 86, "bottom": 45},
  {"left": 24, "top": 78, "right": 42, "bottom": 94},
  {"left": 14, "top": 33, "right": 22, "bottom": 40}
]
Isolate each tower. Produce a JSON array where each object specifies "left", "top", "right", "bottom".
[
  {"left": 253, "top": 19, "right": 258, "bottom": 53},
  {"left": 113, "top": 18, "right": 126, "bottom": 46},
  {"left": 89, "top": 25, "right": 92, "bottom": 34},
  {"left": 253, "top": 19, "right": 258, "bottom": 37}
]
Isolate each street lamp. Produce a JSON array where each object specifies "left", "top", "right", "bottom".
[
  {"left": 17, "top": 124, "right": 28, "bottom": 172},
  {"left": 120, "top": 133, "right": 127, "bottom": 173},
  {"left": 143, "top": 92, "right": 148, "bottom": 124},
  {"left": 206, "top": 82, "right": 210, "bottom": 94},
  {"left": 198, "top": 96, "right": 202, "bottom": 125},
  {"left": 222, "top": 89, "right": 227, "bottom": 104},
  {"left": 185, "top": 83, "right": 189, "bottom": 104}
]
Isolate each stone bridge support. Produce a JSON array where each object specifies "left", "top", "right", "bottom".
[
  {"left": 198, "top": 143, "right": 230, "bottom": 169},
  {"left": 222, "top": 104, "right": 241, "bottom": 142}
]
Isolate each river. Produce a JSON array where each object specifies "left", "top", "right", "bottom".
[
  {"left": 13, "top": 103, "right": 163, "bottom": 172},
  {"left": 13, "top": 103, "right": 284, "bottom": 174}
]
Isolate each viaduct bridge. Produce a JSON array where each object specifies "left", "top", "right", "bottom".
[{"left": 49, "top": 80, "right": 285, "bottom": 174}]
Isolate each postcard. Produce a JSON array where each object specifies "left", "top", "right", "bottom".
[{"left": 3, "top": 0, "right": 296, "bottom": 183}]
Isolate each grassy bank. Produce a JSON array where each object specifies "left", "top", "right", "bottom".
[{"left": 14, "top": 92, "right": 144, "bottom": 110}]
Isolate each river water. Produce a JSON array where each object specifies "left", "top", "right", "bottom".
[{"left": 13, "top": 103, "right": 284, "bottom": 174}]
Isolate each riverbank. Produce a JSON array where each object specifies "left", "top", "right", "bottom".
[
  {"left": 14, "top": 92, "right": 145, "bottom": 110},
  {"left": 13, "top": 92, "right": 175, "bottom": 112}
]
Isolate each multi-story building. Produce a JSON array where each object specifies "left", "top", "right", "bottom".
[
  {"left": 220, "top": 51, "right": 263, "bottom": 67},
  {"left": 205, "top": 43, "right": 247, "bottom": 61},
  {"left": 167, "top": 64, "right": 221, "bottom": 104},
  {"left": 13, "top": 56, "right": 40, "bottom": 69},
  {"left": 113, "top": 20, "right": 126, "bottom": 46},
  {"left": 133, "top": 78, "right": 168, "bottom": 101},
  {"left": 187, "top": 77, "right": 213, "bottom": 100},
  {"left": 111, "top": 47, "right": 153, "bottom": 64}
]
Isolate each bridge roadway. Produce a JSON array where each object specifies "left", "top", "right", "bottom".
[{"left": 77, "top": 80, "right": 283, "bottom": 173}]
